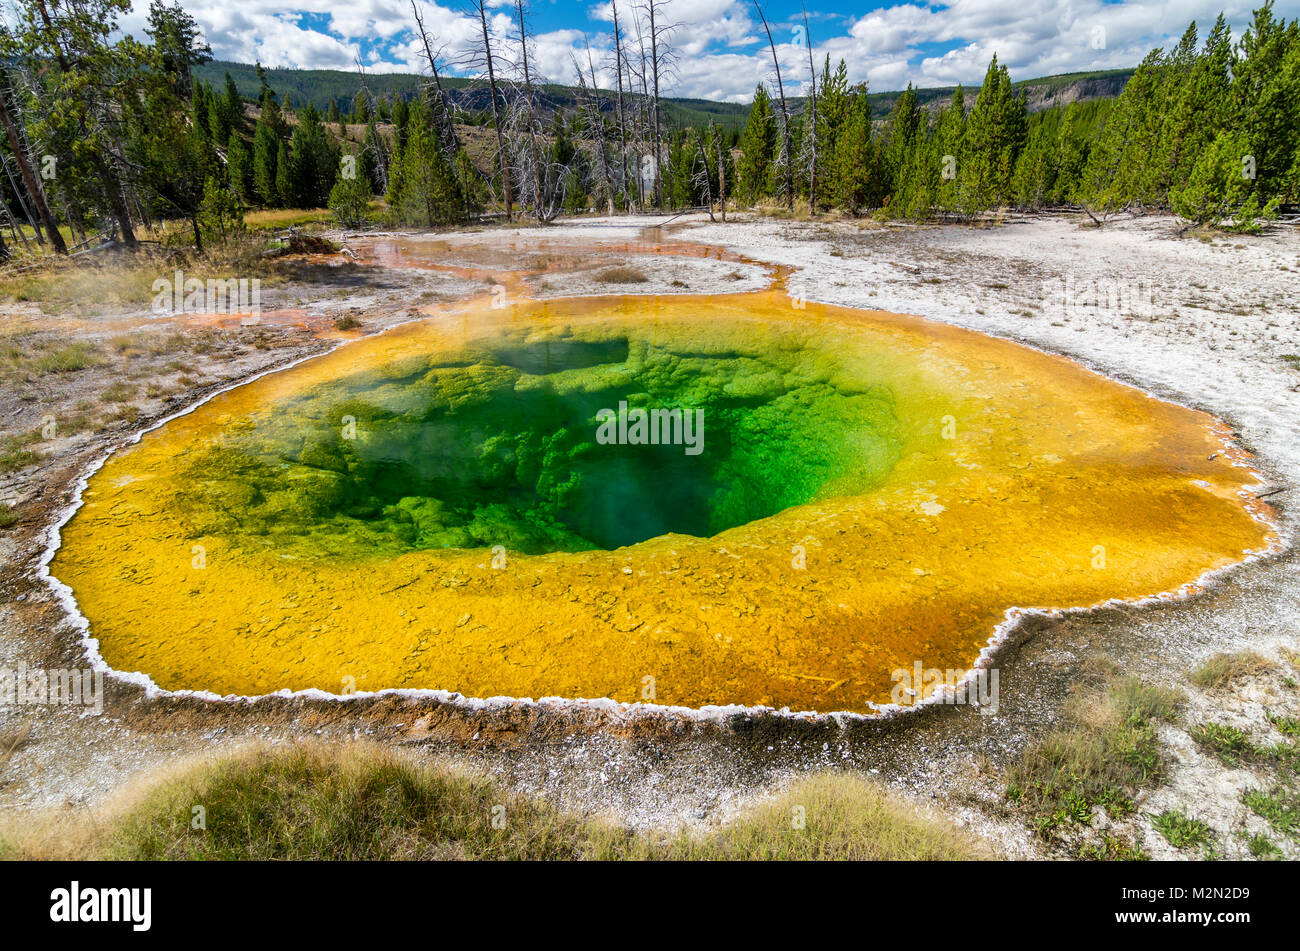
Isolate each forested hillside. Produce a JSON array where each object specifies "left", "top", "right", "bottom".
[
  {"left": 735, "top": 4, "right": 1299, "bottom": 229},
  {"left": 0, "top": 0, "right": 1293, "bottom": 264}
]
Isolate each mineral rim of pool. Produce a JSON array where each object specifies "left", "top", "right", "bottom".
[{"left": 51, "top": 289, "right": 1277, "bottom": 713}]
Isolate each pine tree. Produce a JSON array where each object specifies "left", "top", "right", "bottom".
[
  {"left": 329, "top": 174, "right": 371, "bottom": 228},
  {"left": 934, "top": 86, "right": 966, "bottom": 211},
  {"left": 227, "top": 131, "right": 254, "bottom": 203},
  {"left": 1157, "top": 16, "right": 1234, "bottom": 197},
  {"left": 252, "top": 118, "right": 280, "bottom": 206},
  {"left": 1081, "top": 49, "right": 1168, "bottom": 210},
  {"left": 275, "top": 140, "right": 291, "bottom": 206},
  {"left": 827, "top": 87, "right": 880, "bottom": 212},
  {"left": 1232, "top": 2, "right": 1300, "bottom": 205},
  {"left": 816, "top": 58, "right": 851, "bottom": 161},
  {"left": 393, "top": 126, "right": 463, "bottom": 226},
  {"left": 959, "top": 55, "right": 1026, "bottom": 212},
  {"left": 1011, "top": 108, "right": 1061, "bottom": 208},
  {"left": 737, "top": 84, "right": 776, "bottom": 203},
  {"left": 1051, "top": 101, "right": 1101, "bottom": 204},
  {"left": 287, "top": 105, "right": 340, "bottom": 208},
  {"left": 1171, "top": 128, "right": 1279, "bottom": 230},
  {"left": 224, "top": 73, "right": 244, "bottom": 134}
]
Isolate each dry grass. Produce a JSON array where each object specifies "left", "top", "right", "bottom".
[
  {"left": 1190, "top": 650, "right": 1274, "bottom": 689},
  {"left": 242, "top": 208, "right": 332, "bottom": 231},
  {"left": 642, "top": 771, "right": 988, "bottom": 860},
  {"left": 0, "top": 231, "right": 300, "bottom": 316},
  {"left": 593, "top": 266, "right": 649, "bottom": 285},
  {"left": 751, "top": 198, "right": 818, "bottom": 221},
  {"left": 0, "top": 741, "right": 986, "bottom": 861},
  {"left": 0, "top": 722, "right": 31, "bottom": 770}
]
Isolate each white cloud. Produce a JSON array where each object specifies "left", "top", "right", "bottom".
[{"left": 120, "top": 0, "right": 1300, "bottom": 101}]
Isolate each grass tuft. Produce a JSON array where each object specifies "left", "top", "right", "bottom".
[
  {"left": 1243, "top": 786, "right": 1300, "bottom": 842},
  {"left": 1006, "top": 677, "right": 1183, "bottom": 851},
  {"left": 1246, "top": 833, "right": 1283, "bottom": 858},
  {"left": 593, "top": 266, "right": 649, "bottom": 284},
  {"left": 1150, "top": 809, "right": 1214, "bottom": 851},
  {"left": 1190, "top": 650, "right": 1273, "bottom": 689},
  {"left": 2, "top": 742, "right": 987, "bottom": 861},
  {"left": 33, "top": 342, "right": 102, "bottom": 373}
]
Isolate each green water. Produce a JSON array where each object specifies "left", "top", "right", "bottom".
[{"left": 176, "top": 329, "right": 904, "bottom": 556}]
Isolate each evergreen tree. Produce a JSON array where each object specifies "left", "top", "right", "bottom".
[
  {"left": 883, "top": 85, "right": 928, "bottom": 216},
  {"left": 287, "top": 105, "right": 340, "bottom": 208},
  {"left": 394, "top": 129, "right": 463, "bottom": 226},
  {"left": 959, "top": 55, "right": 1027, "bottom": 211},
  {"left": 1232, "top": 2, "right": 1300, "bottom": 204},
  {"left": 275, "top": 140, "right": 291, "bottom": 206},
  {"left": 329, "top": 174, "right": 371, "bottom": 228},
  {"left": 1157, "top": 17, "right": 1234, "bottom": 196},
  {"left": 1011, "top": 108, "right": 1061, "bottom": 208},
  {"left": 737, "top": 84, "right": 776, "bottom": 202},
  {"left": 252, "top": 118, "right": 281, "bottom": 206},
  {"left": 1081, "top": 49, "right": 1169, "bottom": 210},
  {"left": 934, "top": 86, "right": 966, "bottom": 211},
  {"left": 816, "top": 57, "right": 852, "bottom": 161},
  {"left": 224, "top": 73, "right": 244, "bottom": 134},
  {"left": 1171, "top": 128, "right": 1280, "bottom": 230},
  {"left": 227, "top": 131, "right": 254, "bottom": 203},
  {"left": 827, "top": 87, "right": 881, "bottom": 212}
]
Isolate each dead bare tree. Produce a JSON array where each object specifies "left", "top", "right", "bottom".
[
  {"left": 575, "top": 40, "right": 615, "bottom": 215},
  {"left": 800, "top": 5, "right": 818, "bottom": 213},
  {"left": 753, "top": 0, "right": 793, "bottom": 211},
  {"left": 468, "top": 0, "right": 513, "bottom": 220},
  {"left": 609, "top": 1, "right": 632, "bottom": 213},
  {"left": 410, "top": 0, "right": 460, "bottom": 161},
  {"left": 714, "top": 120, "right": 727, "bottom": 222},
  {"left": 511, "top": 0, "right": 547, "bottom": 224},
  {"left": 690, "top": 128, "right": 715, "bottom": 221},
  {"left": 629, "top": 13, "right": 652, "bottom": 212},
  {"left": 354, "top": 57, "right": 389, "bottom": 194},
  {"left": 637, "top": 0, "right": 677, "bottom": 210}
]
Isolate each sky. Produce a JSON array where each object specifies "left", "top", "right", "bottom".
[{"left": 111, "top": 1, "right": 1300, "bottom": 102}]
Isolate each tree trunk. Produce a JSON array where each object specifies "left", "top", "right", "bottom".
[
  {"left": 715, "top": 127, "right": 727, "bottom": 222},
  {"left": 101, "top": 160, "right": 137, "bottom": 246},
  {"left": 754, "top": 1, "right": 794, "bottom": 211},
  {"left": 475, "top": 1, "right": 512, "bottom": 221},
  {"left": 411, "top": 0, "right": 459, "bottom": 160},
  {"left": 802, "top": 7, "right": 818, "bottom": 213},
  {"left": 0, "top": 78, "right": 66, "bottom": 253},
  {"left": 612, "top": 2, "right": 631, "bottom": 213},
  {"left": 516, "top": 1, "right": 545, "bottom": 224},
  {"left": 647, "top": 1, "right": 664, "bottom": 209}
]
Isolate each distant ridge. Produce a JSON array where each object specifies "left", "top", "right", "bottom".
[{"left": 193, "top": 60, "right": 1134, "bottom": 127}]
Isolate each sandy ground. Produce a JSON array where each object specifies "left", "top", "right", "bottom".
[{"left": 1, "top": 212, "right": 1296, "bottom": 859}]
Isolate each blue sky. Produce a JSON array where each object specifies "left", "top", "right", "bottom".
[{"left": 115, "top": 1, "right": 1300, "bottom": 102}]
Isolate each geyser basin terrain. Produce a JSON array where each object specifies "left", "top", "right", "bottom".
[{"left": 52, "top": 291, "right": 1275, "bottom": 713}]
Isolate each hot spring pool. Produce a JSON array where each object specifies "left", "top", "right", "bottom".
[{"left": 50, "top": 290, "right": 1276, "bottom": 713}]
